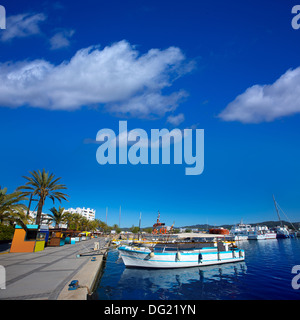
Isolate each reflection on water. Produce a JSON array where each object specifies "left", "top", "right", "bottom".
[
  {"left": 94, "top": 248, "right": 248, "bottom": 300},
  {"left": 94, "top": 239, "right": 300, "bottom": 300},
  {"left": 119, "top": 262, "right": 247, "bottom": 300},
  {"left": 121, "top": 262, "right": 247, "bottom": 290}
]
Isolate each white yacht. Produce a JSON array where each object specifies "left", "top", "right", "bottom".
[
  {"left": 248, "top": 226, "right": 276, "bottom": 240},
  {"left": 225, "top": 221, "right": 251, "bottom": 241}
]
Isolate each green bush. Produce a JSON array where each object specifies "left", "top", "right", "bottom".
[{"left": 0, "top": 224, "right": 15, "bottom": 241}]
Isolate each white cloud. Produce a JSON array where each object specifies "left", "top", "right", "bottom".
[
  {"left": 218, "top": 67, "right": 300, "bottom": 123},
  {"left": 49, "top": 29, "right": 75, "bottom": 50},
  {"left": 0, "top": 40, "right": 192, "bottom": 118},
  {"left": 108, "top": 91, "right": 188, "bottom": 118},
  {"left": 0, "top": 12, "right": 46, "bottom": 41},
  {"left": 167, "top": 113, "right": 185, "bottom": 126}
]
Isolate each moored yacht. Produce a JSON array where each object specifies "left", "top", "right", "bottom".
[
  {"left": 248, "top": 226, "right": 276, "bottom": 240},
  {"left": 225, "top": 221, "right": 251, "bottom": 241},
  {"left": 275, "top": 226, "right": 290, "bottom": 239}
]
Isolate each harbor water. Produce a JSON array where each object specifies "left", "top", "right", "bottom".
[{"left": 93, "top": 238, "right": 300, "bottom": 300}]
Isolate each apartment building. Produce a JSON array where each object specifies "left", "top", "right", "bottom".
[
  {"left": 64, "top": 207, "right": 96, "bottom": 221},
  {"left": 28, "top": 211, "right": 53, "bottom": 225}
]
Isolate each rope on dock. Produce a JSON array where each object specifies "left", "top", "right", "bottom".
[{"left": 77, "top": 243, "right": 113, "bottom": 257}]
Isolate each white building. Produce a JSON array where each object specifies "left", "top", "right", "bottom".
[
  {"left": 28, "top": 211, "right": 53, "bottom": 225},
  {"left": 64, "top": 207, "right": 96, "bottom": 221}
]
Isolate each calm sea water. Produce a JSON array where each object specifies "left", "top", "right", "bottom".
[{"left": 93, "top": 238, "right": 300, "bottom": 300}]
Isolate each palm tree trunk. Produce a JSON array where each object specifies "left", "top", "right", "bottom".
[{"left": 36, "top": 197, "right": 44, "bottom": 226}]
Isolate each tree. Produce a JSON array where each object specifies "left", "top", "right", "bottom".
[
  {"left": 112, "top": 223, "right": 121, "bottom": 234},
  {"left": 97, "top": 220, "right": 109, "bottom": 233},
  {"left": 79, "top": 216, "right": 89, "bottom": 231},
  {"left": 70, "top": 213, "right": 82, "bottom": 231},
  {"left": 130, "top": 225, "right": 140, "bottom": 234},
  {"left": 49, "top": 206, "right": 68, "bottom": 228},
  {"left": 143, "top": 227, "right": 153, "bottom": 234},
  {"left": 88, "top": 220, "right": 100, "bottom": 232},
  {"left": 17, "top": 169, "right": 69, "bottom": 226},
  {"left": 62, "top": 212, "right": 74, "bottom": 229},
  {"left": 0, "top": 186, "right": 28, "bottom": 225}
]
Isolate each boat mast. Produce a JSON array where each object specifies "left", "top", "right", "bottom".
[
  {"left": 139, "top": 212, "right": 142, "bottom": 231},
  {"left": 138, "top": 212, "right": 142, "bottom": 241},
  {"left": 273, "top": 195, "right": 282, "bottom": 227}
]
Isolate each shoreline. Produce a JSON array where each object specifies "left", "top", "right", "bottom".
[{"left": 0, "top": 238, "right": 109, "bottom": 300}]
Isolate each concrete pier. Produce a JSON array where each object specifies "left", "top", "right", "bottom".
[{"left": 0, "top": 238, "right": 108, "bottom": 300}]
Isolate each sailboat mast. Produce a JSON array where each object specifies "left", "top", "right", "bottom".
[
  {"left": 139, "top": 212, "right": 142, "bottom": 233},
  {"left": 273, "top": 195, "right": 282, "bottom": 226},
  {"left": 138, "top": 212, "right": 142, "bottom": 241}
]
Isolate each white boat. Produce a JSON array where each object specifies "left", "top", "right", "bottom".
[
  {"left": 247, "top": 229, "right": 266, "bottom": 240},
  {"left": 118, "top": 241, "right": 245, "bottom": 269},
  {"left": 264, "top": 231, "right": 277, "bottom": 239},
  {"left": 225, "top": 221, "right": 251, "bottom": 241},
  {"left": 248, "top": 226, "right": 276, "bottom": 240},
  {"left": 272, "top": 195, "right": 296, "bottom": 238}
]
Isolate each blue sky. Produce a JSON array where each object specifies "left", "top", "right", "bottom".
[{"left": 1, "top": 0, "right": 300, "bottom": 228}]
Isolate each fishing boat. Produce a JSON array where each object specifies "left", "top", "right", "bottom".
[
  {"left": 117, "top": 212, "right": 244, "bottom": 268},
  {"left": 126, "top": 212, "right": 233, "bottom": 247},
  {"left": 118, "top": 241, "right": 245, "bottom": 269},
  {"left": 152, "top": 211, "right": 171, "bottom": 235},
  {"left": 209, "top": 227, "right": 229, "bottom": 235}
]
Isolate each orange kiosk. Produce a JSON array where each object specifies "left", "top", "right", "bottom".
[{"left": 10, "top": 224, "right": 46, "bottom": 253}]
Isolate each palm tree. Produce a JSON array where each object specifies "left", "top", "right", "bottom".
[
  {"left": 0, "top": 186, "right": 28, "bottom": 225},
  {"left": 80, "top": 216, "right": 89, "bottom": 231},
  {"left": 17, "top": 169, "right": 69, "bottom": 226},
  {"left": 63, "top": 212, "right": 75, "bottom": 230},
  {"left": 70, "top": 213, "right": 82, "bottom": 231},
  {"left": 97, "top": 219, "right": 109, "bottom": 233},
  {"left": 112, "top": 223, "right": 121, "bottom": 234},
  {"left": 49, "top": 206, "right": 68, "bottom": 228},
  {"left": 88, "top": 220, "right": 99, "bottom": 232}
]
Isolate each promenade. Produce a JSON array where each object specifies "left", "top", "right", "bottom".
[{"left": 0, "top": 237, "right": 108, "bottom": 300}]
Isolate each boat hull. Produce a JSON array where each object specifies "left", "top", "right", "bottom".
[
  {"left": 118, "top": 246, "right": 245, "bottom": 269},
  {"left": 276, "top": 234, "right": 290, "bottom": 239},
  {"left": 248, "top": 234, "right": 266, "bottom": 240},
  {"left": 225, "top": 235, "right": 248, "bottom": 241},
  {"left": 264, "top": 233, "right": 277, "bottom": 239}
]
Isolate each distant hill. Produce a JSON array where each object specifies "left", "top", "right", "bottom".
[
  {"left": 120, "top": 220, "right": 300, "bottom": 232},
  {"left": 180, "top": 220, "right": 300, "bottom": 231}
]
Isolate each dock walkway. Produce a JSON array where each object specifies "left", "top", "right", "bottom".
[{"left": 0, "top": 238, "right": 108, "bottom": 300}]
